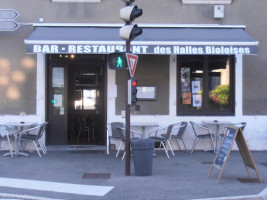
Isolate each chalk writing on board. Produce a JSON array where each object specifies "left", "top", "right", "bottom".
[{"left": 214, "top": 128, "right": 236, "bottom": 167}]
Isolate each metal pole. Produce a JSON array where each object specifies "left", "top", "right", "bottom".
[
  {"left": 124, "top": 0, "right": 132, "bottom": 176},
  {"left": 125, "top": 41, "right": 131, "bottom": 176}
]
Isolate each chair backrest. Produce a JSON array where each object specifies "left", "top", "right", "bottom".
[
  {"left": 162, "top": 124, "right": 174, "bottom": 140},
  {"left": 19, "top": 122, "right": 48, "bottom": 140},
  {"left": 190, "top": 121, "right": 210, "bottom": 137},
  {"left": 116, "top": 127, "right": 126, "bottom": 143},
  {"left": 37, "top": 122, "right": 48, "bottom": 139},
  {"left": 174, "top": 122, "right": 188, "bottom": 138},
  {"left": 189, "top": 121, "right": 198, "bottom": 137},
  {"left": 0, "top": 125, "right": 14, "bottom": 138},
  {"left": 110, "top": 122, "right": 124, "bottom": 138}
]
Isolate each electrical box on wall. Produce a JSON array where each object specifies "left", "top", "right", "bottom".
[{"left": 214, "top": 5, "right": 224, "bottom": 19}]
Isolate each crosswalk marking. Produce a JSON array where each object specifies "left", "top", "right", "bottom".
[
  {"left": 0, "top": 192, "right": 64, "bottom": 200},
  {"left": 0, "top": 178, "right": 114, "bottom": 197}
]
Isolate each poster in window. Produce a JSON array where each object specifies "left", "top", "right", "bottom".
[
  {"left": 52, "top": 67, "right": 64, "bottom": 88},
  {"left": 181, "top": 68, "right": 190, "bottom": 92},
  {"left": 53, "top": 94, "right": 63, "bottom": 107},
  {"left": 182, "top": 92, "right": 191, "bottom": 105},
  {"left": 192, "top": 81, "right": 201, "bottom": 93},
  {"left": 193, "top": 94, "right": 202, "bottom": 107}
]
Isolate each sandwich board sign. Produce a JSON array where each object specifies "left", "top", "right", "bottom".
[
  {"left": 208, "top": 126, "right": 262, "bottom": 183},
  {"left": 126, "top": 53, "right": 138, "bottom": 78}
]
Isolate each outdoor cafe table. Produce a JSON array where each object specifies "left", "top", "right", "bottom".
[
  {"left": 2, "top": 122, "right": 37, "bottom": 157},
  {"left": 202, "top": 120, "right": 233, "bottom": 153},
  {"left": 131, "top": 122, "right": 158, "bottom": 139}
]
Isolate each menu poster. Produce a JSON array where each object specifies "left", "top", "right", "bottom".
[
  {"left": 53, "top": 94, "right": 63, "bottom": 107},
  {"left": 181, "top": 68, "right": 190, "bottom": 92},
  {"left": 192, "top": 81, "right": 201, "bottom": 93},
  {"left": 193, "top": 94, "right": 202, "bottom": 107},
  {"left": 182, "top": 92, "right": 191, "bottom": 104}
]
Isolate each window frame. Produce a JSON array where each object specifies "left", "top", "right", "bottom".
[{"left": 177, "top": 55, "right": 235, "bottom": 116}]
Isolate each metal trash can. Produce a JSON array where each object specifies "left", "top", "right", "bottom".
[{"left": 130, "top": 139, "right": 155, "bottom": 176}]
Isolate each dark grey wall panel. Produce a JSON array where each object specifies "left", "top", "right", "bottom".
[{"left": 115, "top": 55, "right": 169, "bottom": 115}]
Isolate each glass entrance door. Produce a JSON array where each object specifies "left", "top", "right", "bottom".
[
  {"left": 68, "top": 63, "right": 105, "bottom": 145},
  {"left": 47, "top": 54, "right": 107, "bottom": 146},
  {"left": 47, "top": 65, "right": 68, "bottom": 145}
]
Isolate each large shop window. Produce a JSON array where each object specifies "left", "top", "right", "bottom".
[{"left": 177, "top": 55, "right": 234, "bottom": 116}]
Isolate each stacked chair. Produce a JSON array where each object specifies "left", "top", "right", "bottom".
[{"left": 18, "top": 122, "right": 48, "bottom": 157}]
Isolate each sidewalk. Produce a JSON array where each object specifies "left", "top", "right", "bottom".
[{"left": 0, "top": 148, "right": 266, "bottom": 200}]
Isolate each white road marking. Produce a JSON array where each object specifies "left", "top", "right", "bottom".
[
  {"left": 0, "top": 178, "right": 114, "bottom": 197},
  {"left": 0, "top": 192, "right": 64, "bottom": 200}
]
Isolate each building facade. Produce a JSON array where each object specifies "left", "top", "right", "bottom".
[{"left": 0, "top": 0, "right": 266, "bottom": 150}]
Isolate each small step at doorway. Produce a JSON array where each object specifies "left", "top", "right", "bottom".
[{"left": 46, "top": 145, "right": 106, "bottom": 151}]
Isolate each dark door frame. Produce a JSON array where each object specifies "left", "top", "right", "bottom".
[{"left": 45, "top": 54, "right": 107, "bottom": 146}]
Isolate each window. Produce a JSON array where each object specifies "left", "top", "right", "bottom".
[
  {"left": 75, "top": 89, "right": 97, "bottom": 110},
  {"left": 177, "top": 55, "right": 234, "bottom": 116},
  {"left": 182, "top": 0, "right": 232, "bottom": 4},
  {"left": 52, "top": 0, "right": 101, "bottom": 2}
]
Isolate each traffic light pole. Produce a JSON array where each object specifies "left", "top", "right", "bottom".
[
  {"left": 119, "top": 0, "right": 142, "bottom": 176},
  {"left": 125, "top": 40, "right": 131, "bottom": 176}
]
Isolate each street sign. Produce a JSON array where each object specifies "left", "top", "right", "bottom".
[
  {"left": 0, "top": 20, "right": 19, "bottom": 31},
  {"left": 126, "top": 53, "right": 138, "bottom": 77},
  {"left": 0, "top": 9, "right": 19, "bottom": 19}
]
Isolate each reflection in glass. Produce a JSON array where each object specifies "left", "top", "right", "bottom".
[
  {"left": 208, "top": 57, "right": 230, "bottom": 110},
  {"left": 75, "top": 89, "right": 96, "bottom": 110}
]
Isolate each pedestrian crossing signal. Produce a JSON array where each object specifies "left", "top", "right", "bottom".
[{"left": 108, "top": 52, "right": 126, "bottom": 70}]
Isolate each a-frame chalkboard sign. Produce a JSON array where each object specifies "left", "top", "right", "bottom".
[{"left": 208, "top": 126, "right": 262, "bottom": 183}]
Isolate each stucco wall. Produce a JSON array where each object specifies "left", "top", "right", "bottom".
[
  {"left": 115, "top": 55, "right": 169, "bottom": 115},
  {"left": 0, "top": 0, "right": 266, "bottom": 115}
]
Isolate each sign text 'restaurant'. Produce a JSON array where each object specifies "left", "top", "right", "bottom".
[{"left": 28, "top": 44, "right": 256, "bottom": 55}]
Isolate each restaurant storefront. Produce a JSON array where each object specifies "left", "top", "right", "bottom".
[{"left": 21, "top": 23, "right": 260, "bottom": 149}]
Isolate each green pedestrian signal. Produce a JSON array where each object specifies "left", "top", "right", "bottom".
[
  {"left": 117, "top": 56, "right": 123, "bottom": 68},
  {"left": 108, "top": 52, "right": 126, "bottom": 70}
]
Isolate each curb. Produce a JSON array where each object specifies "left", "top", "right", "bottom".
[{"left": 192, "top": 187, "right": 267, "bottom": 200}]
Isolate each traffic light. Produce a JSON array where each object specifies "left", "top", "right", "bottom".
[
  {"left": 120, "top": 1, "right": 142, "bottom": 41},
  {"left": 128, "top": 78, "right": 138, "bottom": 106},
  {"left": 108, "top": 52, "right": 126, "bottom": 70}
]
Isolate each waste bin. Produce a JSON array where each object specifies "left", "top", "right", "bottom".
[{"left": 130, "top": 139, "right": 155, "bottom": 176}]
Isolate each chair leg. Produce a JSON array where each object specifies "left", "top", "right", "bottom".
[
  {"left": 116, "top": 142, "right": 123, "bottom": 158},
  {"left": 190, "top": 138, "right": 199, "bottom": 153},
  {"left": 38, "top": 139, "right": 47, "bottom": 155},
  {"left": 160, "top": 141, "right": 170, "bottom": 158},
  {"left": 182, "top": 139, "right": 188, "bottom": 153},
  {"left": 167, "top": 140, "right": 175, "bottom": 157},
  {"left": 33, "top": 141, "right": 42, "bottom": 158},
  {"left": 106, "top": 134, "right": 109, "bottom": 155},
  {"left": 7, "top": 135, "right": 13, "bottom": 158},
  {"left": 122, "top": 151, "right": 126, "bottom": 160},
  {"left": 210, "top": 137, "right": 215, "bottom": 153},
  {"left": 175, "top": 139, "right": 181, "bottom": 150},
  {"left": 180, "top": 138, "right": 188, "bottom": 153}
]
